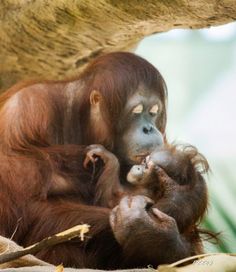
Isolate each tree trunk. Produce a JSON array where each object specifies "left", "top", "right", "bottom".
[{"left": 0, "top": 0, "right": 236, "bottom": 90}]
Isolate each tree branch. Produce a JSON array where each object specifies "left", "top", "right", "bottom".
[{"left": 0, "top": 224, "right": 89, "bottom": 267}]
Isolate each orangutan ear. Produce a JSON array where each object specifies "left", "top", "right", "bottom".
[
  {"left": 90, "top": 90, "right": 103, "bottom": 105},
  {"left": 89, "top": 90, "right": 110, "bottom": 145}
]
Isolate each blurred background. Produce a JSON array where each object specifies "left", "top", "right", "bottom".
[{"left": 136, "top": 22, "right": 236, "bottom": 253}]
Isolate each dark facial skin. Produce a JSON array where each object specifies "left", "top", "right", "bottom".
[
  {"left": 84, "top": 87, "right": 165, "bottom": 208},
  {"left": 115, "top": 89, "right": 164, "bottom": 164}
]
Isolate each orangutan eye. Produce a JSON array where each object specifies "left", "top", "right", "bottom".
[
  {"left": 149, "top": 104, "right": 159, "bottom": 115},
  {"left": 132, "top": 104, "right": 143, "bottom": 114}
]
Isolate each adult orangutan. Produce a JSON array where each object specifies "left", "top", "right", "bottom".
[{"left": 0, "top": 52, "right": 209, "bottom": 269}]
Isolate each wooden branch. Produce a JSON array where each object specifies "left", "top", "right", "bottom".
[
  {"left": 0, "top": 224, "right": 90, "bottom": 265},
  {"left": 0, "top": 0, "right": 236, "bottom": 90},
  {"left": 1, "top": 234, "right": 236, "bottom": 272}
]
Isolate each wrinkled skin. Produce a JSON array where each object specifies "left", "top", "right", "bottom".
[{"left": 114, "top": 90, "right": 164, "bottom": 164}]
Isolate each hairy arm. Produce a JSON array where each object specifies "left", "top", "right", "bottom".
[{"left": 83, "top": 144, "right": 124, "bottom": 208}]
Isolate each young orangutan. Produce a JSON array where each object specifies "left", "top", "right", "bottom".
[
  {"left": 84, "top": 144, "right": 208, "bottom": 234},
  {"left": 125, "top": 145, "right": 208, "bottom": 233},
  {"left": 83, "top": 143, "right": 209, "bottom": 259}
]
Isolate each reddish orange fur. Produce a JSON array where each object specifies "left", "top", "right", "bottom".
[{"left": 0, "top": 52, "right": 210, "bottom": 268}]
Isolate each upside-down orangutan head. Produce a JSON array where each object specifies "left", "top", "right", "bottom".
[{"left": 79, "top": 52, "right": 167, "bottom": 164}]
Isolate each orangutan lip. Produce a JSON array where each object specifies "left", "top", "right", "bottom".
[
  {"left": 132, "top": 153, "right": 150, "bottom": 164},
  {"left": 135, "top": 154, "right": 150, "bottom": 166},
  {"left": 135, "top": 153, "right": 149, "bottom": 159}
]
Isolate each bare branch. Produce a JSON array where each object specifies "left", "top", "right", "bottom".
[{"left": 0, "top": 224, "right": 90, "bottom": 266}]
